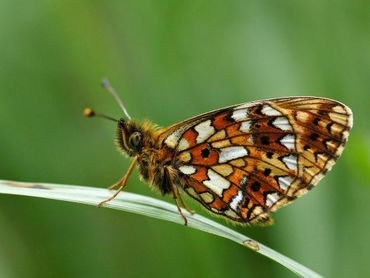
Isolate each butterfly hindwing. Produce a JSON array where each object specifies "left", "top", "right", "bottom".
[{"left": 160, "top": 97, "right": 352, "bottom": 224}]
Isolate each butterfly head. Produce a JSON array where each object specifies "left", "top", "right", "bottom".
[
  {"left": 85, "top": 80, "right": 157, "bottom": 157},
  {"left": 116, "top": 118, "right": 144, "bottom": 157}
]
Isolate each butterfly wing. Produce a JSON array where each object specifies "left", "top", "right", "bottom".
[{"left": 159, "top": 97, "right": 353, "bottom": 224}]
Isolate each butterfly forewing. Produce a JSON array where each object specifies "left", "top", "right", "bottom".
[{"left": 160, "top": 97, "right": 352, "bottom": 224}]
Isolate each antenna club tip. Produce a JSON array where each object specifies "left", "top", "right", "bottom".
[
  {"left": 83, "top": 107, "right": 95, "bottom": 117},
  {"left": 101, "top": 79, "right": 111, "bottom": 89}
]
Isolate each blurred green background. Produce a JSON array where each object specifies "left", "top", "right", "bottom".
[{"left": 0, "top": 1, "right": 369, "bottom": 277}]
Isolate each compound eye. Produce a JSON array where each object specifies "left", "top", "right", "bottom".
[{"left": 128, "top": 132, "right": 142, "bottom": 149}]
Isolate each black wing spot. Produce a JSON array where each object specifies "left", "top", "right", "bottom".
[
  {"left": 224, "top": 110, "right": 236, "bottom": 123},
  {"left": 251, "top": 182, "right": 261, "bottom": 192},
  {"left": 266, "top": 152, "right": 273, "bottom": 159},
  {"left": 246, "top": 204, "right": 257, "bottom": 220},
  {"left": 255, "top": 105, "right": 263, "bottom": 115},
  {"left": 313, "top": 118, "right": 320, "bottom": 125},
  {"left": 268, "top": 118, "right": 277, "bottom": 128},
  {"left": 261, "top": 136, "right": 270, "bottom": 145},
  {"left": 307, "top": 184, "right": 314, "bottom": 190},
  {"left": 310, "top": 133, "right": 319, "bottom": 141},
  {"left": 201, "top": 148, "right": 210, "bottom": 158},
  {"left": 326, "top": 122, "right": 333, "bottom": 133},
  {"left": 263, "top": 168, "right": 271, "bottom": 176},
  {"left": 304, "top": 144, "right": 310, "bottom": 151},
  {"left": 251, "top": 119, "right": 261, "bottom": 129},
  {"left": 241, "top": 197, "right": 250, "bottom": 208},
  {"left": 322, "top": 138, "right": 332, "bottom": 150}
]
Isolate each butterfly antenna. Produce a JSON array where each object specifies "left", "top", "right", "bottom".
[
  {"left": 101, "top": 79, "right": 132, "bottom": 120},
  {"left": 83, "top": 107, "right": 118, "bottom": 122}
]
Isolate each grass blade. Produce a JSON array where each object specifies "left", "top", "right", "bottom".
[{"left": 0, "top": 179, "right": 322, "bottom": 278}]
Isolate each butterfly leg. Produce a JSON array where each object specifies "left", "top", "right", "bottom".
[
  {"left": 108, "top": 180, "right": 124, "bottom": 190},
  {"left": 98, "top": 156, "right": 138, "bottom": 207},
  {"left": 176, "top": 187, "right": 195, "bottom": 215},
  {"left": 171, "top": 186, "right": 189, "bottom": 226},
  {"left": 108, "top": 179, "right": 123, "bottom": 191}
]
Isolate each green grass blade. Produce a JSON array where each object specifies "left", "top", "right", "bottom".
[{"left": 0, "top": 179, "right": 322, "bottom": 278}]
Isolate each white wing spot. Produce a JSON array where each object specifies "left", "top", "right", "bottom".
[
  {"left": 335, "top": 145, "right": 345, "bottom": 156},
  {"left": 251, "top": 206, "right": 264, "bottom": 217},
  {"left": 303, "top": 167, "right": 316, "bottom": 177},
  {"left": 165, "top": 131, "right": 182, "bottom": 148},
  {"left": 200, "top": 192, "right": 214, "bottom": 203},
  {"left": 296, "top": 111, "right": 309, "bottom": 122},
  {"left": 325, "top": 140, "right": 337, "bottom": 150},
  {"left": 236, "top": 103, "right": 254, "bottom": 109},
  {"left": 347, "top": 108, "right": 353, "bottom": 128},
  {"left": 212, "top": 164, "right": 233, "bottom": 176},
  {"left": 266, "top": 192, "right": 280, "bottom": 207},
  {"left": 211, "top": 139, "right": 232, "bottom": 149},
  {"left": 231, "top": 109, "right": 249, "bottom": 121},
  {"left": 224, "top": 209, "right": 239, "bottom": 219},
  {"left": 179, "top": 165, "right": 197, "bottom": 175},
  {"left": 333, "top": 105, "right": 346, "bottom": 113},
  {"left": 208, "top": 130, "right": 226, "bottom": 142},
  {"left": 203, "top": 169, "right": 231, "bottom": 197},
  {"left": 194, "top": 120, "right": 215, "bottom": 144},
  {"left": 230, "top": 190, "right": 243, "bottom": 211},
  {"left": 178, "top": 152, "right": 191, "bottom": 163},
  {"left": 280, "top": 134, "right": 295, "bottom": 149},
  {"left": 325, "top": 159, "right": 335, "bottom": 171},
  {"left": 240, "top": 121, "right": 251, "bottom": 133},
  {"left": 273, "top": 117, "right": 292, "bottom": 131},
  {"left": 311, "top": 173, "right": 324, "bottom": 186},
  {"left": 329, "top": 112, "right": 348, "bottom": 125},
  {"left": 219, "top": 146, "right": 249, "bottom": 163},
  {"left": 277, "top": 176, "right": 293, "bottom": 190},
  {"left": 240, "top": 176, "right": 248, "bottom": 187},
  {"left": 261, "top": 105, "right": 282, "bottom": 116},
  {"left": 282, "top": 154, "right": 298, "bottom": 170},
  {"left": 178, "top": 138, "right": 190, "bottom": 151},
  {"left": 342, "top": 130, "right": 350, "bottom": 141}
]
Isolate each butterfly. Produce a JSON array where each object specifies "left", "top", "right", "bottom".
[{"left": 85, "top": 81, "right": 353, "bottom": 225}]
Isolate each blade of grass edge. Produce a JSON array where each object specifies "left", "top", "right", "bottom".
[{"left": 0, "top": 179, "right": 322, "bottom": 278}]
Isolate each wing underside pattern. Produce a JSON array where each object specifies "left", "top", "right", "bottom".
[{"left": 161, "top": 97, "right": 352, "bottom": 224}]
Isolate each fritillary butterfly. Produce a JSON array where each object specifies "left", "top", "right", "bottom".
[{"left": 85, "top": 83, "right": 353, "bottom": 225}]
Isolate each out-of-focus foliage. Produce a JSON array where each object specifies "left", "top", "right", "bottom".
[{"left": 0, "top": 1, "right": 369, "bottom": 277}]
